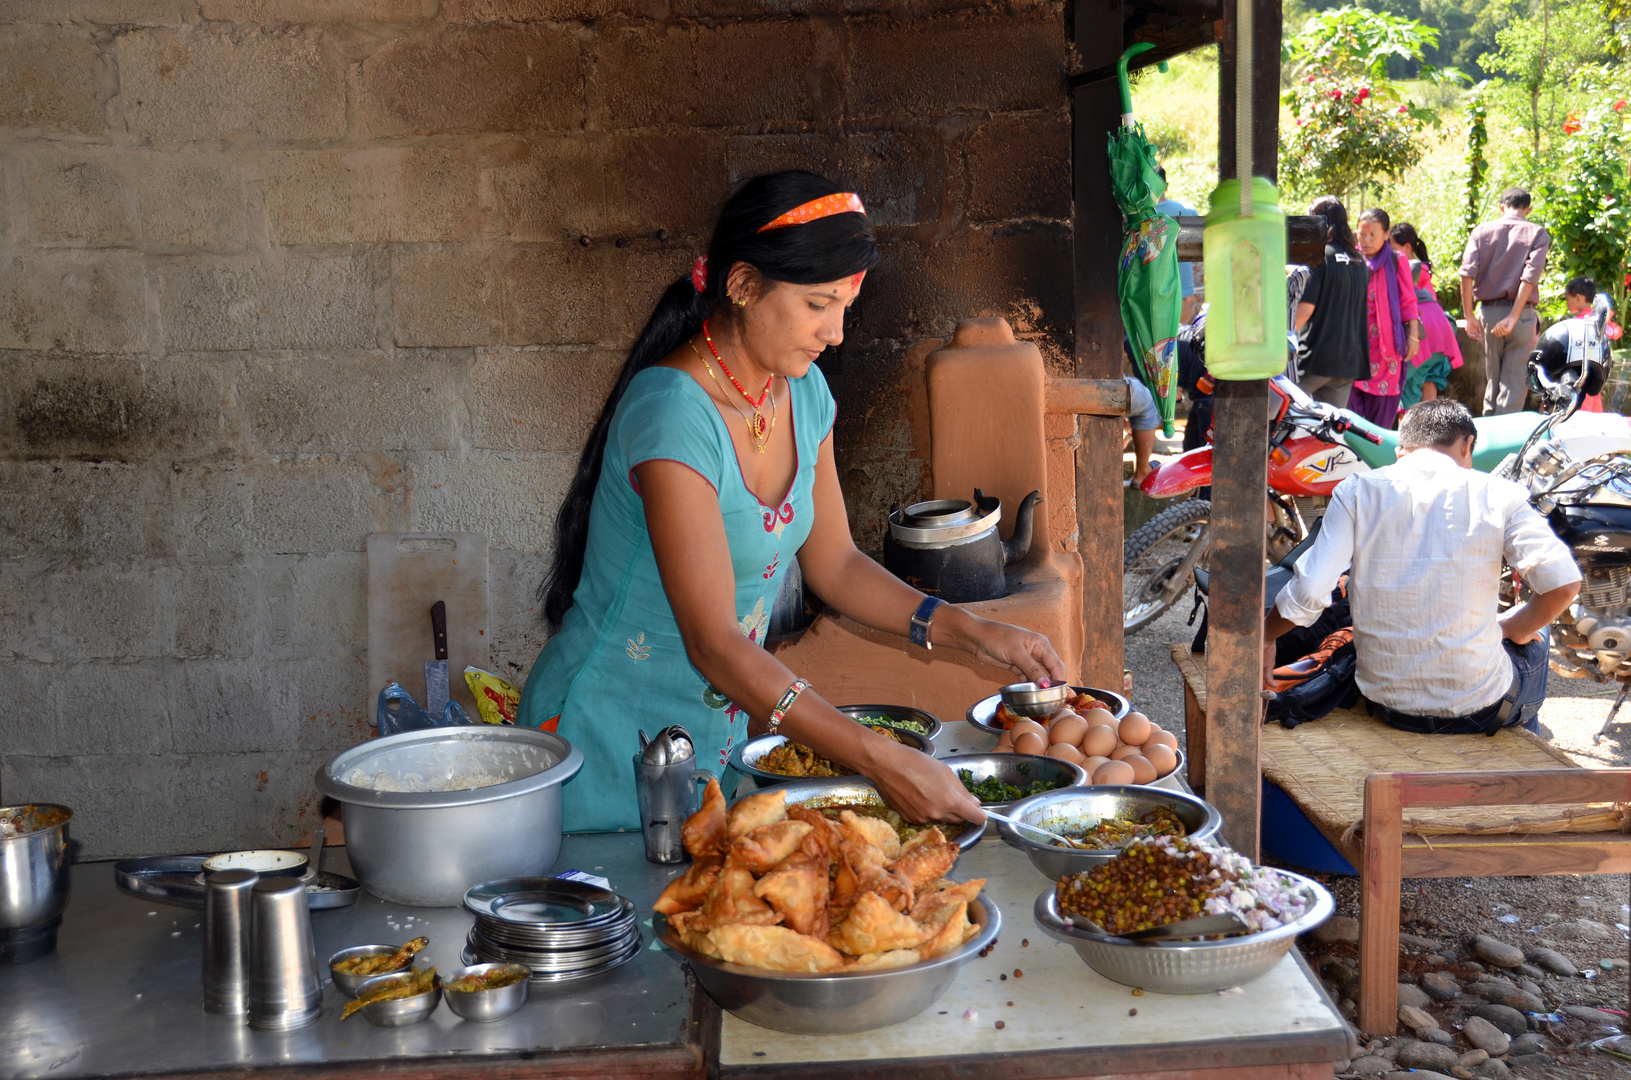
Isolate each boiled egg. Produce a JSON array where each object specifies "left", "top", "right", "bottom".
[
  {"left": 1081, "top": 707, "right": 1116, "bottom": 728},
  {"left": 1109, "top": 743, "right": 1144, "bottom": 761},
  {"left": 1092, "top": 759, "right": 1135, "bottom": 785},
  {"left": 1047, "top": 743, "right": 1086, "bottom": 765},
  {"left": 1009, "top": 719, "right": 1046, "bottom": 743},
  {"left": 1125, "top": 753, "right": 1157, "bottom": 784},
  {"left": 1014, "top": 731, "right": 1047, "bottom": 756},
  {"left": 1081, "top": 755, "right": 1110, "bottom": 773},
  {"left": 1145, "top": 728, "right": 1179, "bottom": 751},
  {"left": 1118, "top": 711, "right": 1152, "bottom": 746},
  {"left": 1080, "top": 724, "right": 1118, "bottom": 758},
  {"left": 1049, "top": 713, "right": 1089, "bottom": 747},
  {"left": 1144, "top": 742, "right": 1178, "bottom": 778}
]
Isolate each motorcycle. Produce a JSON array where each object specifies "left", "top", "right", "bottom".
[
  {"left": 1123, "top": 370, "right": 1570, "bottom": 636},
  {"left": 1494, "top": 296, "right": 1631, "bottom": 740}
]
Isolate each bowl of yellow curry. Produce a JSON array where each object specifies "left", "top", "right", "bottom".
[{"left": 731, "top": 721, "right": 934, "bottom": 788}]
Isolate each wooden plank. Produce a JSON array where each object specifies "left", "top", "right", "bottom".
[
  {"left": 169, "top": 1046, "right": 704, "bottom": 1080},
  {"left": 1359, "top": 775, "right": 1405, "bottom": 1036},
  {"left": 1400, "top": 839, "right": 1631, "bottom": 879},
  {"left": 1071, "top": 0, "right": 1127, "bottom": 691},
  {"left": 1202, "top": 379, "right": 1267, "bottom": 858},
  {"left": 1174, "top": 215, "right": 1327, "bottom": 266},
  {"left": 1184, "top": 677, "right": 1207, "bottom": 795},
  {"left": 1394, "top": 768, "right": 1631, "bottom": 808},
  {"left": 1046, "top": 377, "right": 1130, "bottom": 417}
]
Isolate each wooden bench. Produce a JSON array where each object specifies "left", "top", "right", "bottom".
[{"left": 1172, "top": 645, "right": 1631, "bottom": 1035}]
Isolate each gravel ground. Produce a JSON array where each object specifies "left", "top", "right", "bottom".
[{"left": 1121, "top": 432, "right": 1631, "bottom": 1077}]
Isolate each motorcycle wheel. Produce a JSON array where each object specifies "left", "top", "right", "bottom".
[{"left": 1123, "top": 499, "right": 1211, "bottom": 636}]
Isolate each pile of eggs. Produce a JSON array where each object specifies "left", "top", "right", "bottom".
[{"left": 993, "top": 708, "right": 1180, "bottom": 785}]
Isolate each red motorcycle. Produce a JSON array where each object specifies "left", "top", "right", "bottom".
[{"left": 1121, "top": 376, "right": 1382, "bottom": 634}]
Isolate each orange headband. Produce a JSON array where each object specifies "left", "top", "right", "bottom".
[{"left": 757, "top": 192, "right": 867, "bottom": 233}]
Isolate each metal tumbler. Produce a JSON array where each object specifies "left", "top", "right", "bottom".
[
  {"left": 248, "top": 877, "right": 322, "bottom": 1031},
  {"left": 632, "top": 754, "right": 715, "bottom": 864},
  {"left": 202, "top": 869, "right": 258, "bottom": 1015}
]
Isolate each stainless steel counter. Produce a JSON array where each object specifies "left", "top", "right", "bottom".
[{"left": 0, "top": 835, "right": 697, "bottom": 1080}]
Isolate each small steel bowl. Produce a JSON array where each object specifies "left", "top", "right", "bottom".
[
  {"left": 758, "top": 777, "right": 986, "bottom": 851},
  {"left": 731, "top": 726, "right": 935, "bottom": 787},
  {"left": 994, "top": 785, "right": 1222, "bottom": 880},
  {"left": 441, "top": 963, "right": 531, "bottom": 1021},
  {"left": 834, "top": 704, "right": 942, "bottom": 743},
  {"left": 998, "top": 681, "right": 1072, "bottom": 717},
  {"left": 201, "top": 849, "right": 308, "bottom": 878},
  {"left": 328, "top": 945, "right": 427, "bottom": 997},
  {"left": 352, "top": 970, "right": 441, "bottom": 1027},
  {"left": 658, "top": 894, "right": 1000, "bottom": 1033},
  {"left": 943, "top": 753, "right": 1087, "bottom": 812},
  {"left": 1034, "top": 871, "right": 1335, "bottom": 993},
  {"left": 966, "top": 685, "right": 1131, "bottom": 734}
]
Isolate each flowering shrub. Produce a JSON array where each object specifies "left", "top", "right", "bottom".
[
  {"left": 1538, "top": 104, "right": 1631, "bottom": 318},
  {"left": 1282, "top": 69, "right": 1436, "bottom": 200}
]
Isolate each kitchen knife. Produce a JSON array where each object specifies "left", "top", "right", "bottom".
[{"left": 425, "top": 600, "right": 450, "bottom": 716}]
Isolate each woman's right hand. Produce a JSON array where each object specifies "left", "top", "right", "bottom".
[{"left": 860, "top": 736, "right": 985, "bottom": 827}]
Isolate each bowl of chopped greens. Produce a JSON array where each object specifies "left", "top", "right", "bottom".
[
  {"left": 945, "top": 753, "right": 1086, "bottom": 811},
  {"left": 834, "top": 705, "right": 941, "bottom": 743}
]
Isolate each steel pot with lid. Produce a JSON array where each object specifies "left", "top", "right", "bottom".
[{"left": 883, "top": 488, "right": 1040, "bottom": 603}]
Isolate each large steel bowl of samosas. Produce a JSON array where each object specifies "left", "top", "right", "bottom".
[{"left": 656, "top": 893, "right": 999, "bottom": 1034}]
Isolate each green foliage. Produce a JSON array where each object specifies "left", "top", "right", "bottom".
[
  {"left": 1282, "top": 10, "right": 1449, "bottom": 201},
  {"left": 1482, "top": 0, "right": 1613, "bottom": 154},
  {"left": 1535, "top": 103, "right": 1631, "bottom": 316},
  {"left": 1464, "top": 85, "right": 1491, "bottom": 237}
]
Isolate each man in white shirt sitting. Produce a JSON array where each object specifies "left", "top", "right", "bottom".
[{"left": 1263, "top": 399, "right": 1581, "bottom": 734}]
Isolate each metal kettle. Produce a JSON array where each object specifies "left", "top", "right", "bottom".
[{"left": 882, "top": 488, "right": 1040, "bottom": 603}]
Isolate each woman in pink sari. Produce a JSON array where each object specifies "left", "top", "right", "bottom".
[{"left": 1349, "top": 208, "right": 1421, "bottom": 427}]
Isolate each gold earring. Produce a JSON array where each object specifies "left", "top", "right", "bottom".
[{"left": 734, "top": 296, "right": 747, "bottom": 308}]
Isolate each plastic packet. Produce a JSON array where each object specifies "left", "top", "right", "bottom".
[
  {"left": 463, "top": 666, "right": 520, "bottom": 725},
  {"left": 376, "top": 682, "right": 475, "bottom": 737}
]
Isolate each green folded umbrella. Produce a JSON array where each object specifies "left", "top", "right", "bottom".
[{"left": 1109, "top": 44, "right": 1181, "bottom": 438}]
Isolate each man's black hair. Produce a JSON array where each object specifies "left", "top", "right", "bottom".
[
  {"left": 1154, "top": 162, "right": 1167, "bottom": 182},
  {"left": 1499, "top": 187, "right": 1532, "bottom": 210},
  {"left": 1566, "top": 276, "right": 1597, "bottom": 299},
  {"left": 1399, "top": 399, "right": 1477, "bottom": 450}
]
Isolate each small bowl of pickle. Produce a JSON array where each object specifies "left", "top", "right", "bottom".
[
  {"left": 944, "top": 753, "right": 1086, "bottom": 812},
  {"left": 441, "top": 962, "right": 530, "bottom": 1022}
]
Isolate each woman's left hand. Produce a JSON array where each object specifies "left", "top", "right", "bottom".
[{"left": 949, "top": 613, "right": 1068, "bottom": 685}]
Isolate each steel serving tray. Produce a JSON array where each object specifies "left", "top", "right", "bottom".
[{"left": 114, "top": 855, "right": 360, "bottom": 910}]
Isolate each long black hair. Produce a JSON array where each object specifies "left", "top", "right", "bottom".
[
  {"left": 538, "top": 170, "right": 880, "bottom": 628},
  {"left": 1389, "top": 221, "right": 1430, "bottom": 271},
  {"left": 1308, "top": 195, "right": 1359, "bottom": 257}
]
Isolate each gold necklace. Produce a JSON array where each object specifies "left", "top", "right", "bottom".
[{"left": 690, "top": 339, "right": 777, "bottom": 453}]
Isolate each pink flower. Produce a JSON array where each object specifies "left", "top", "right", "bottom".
[
  {"left": 1564, "top": 112, "right": 1582, "bottom": 134},
  {"left": 1397, "top": 104, "right": 1407, "bottom": 115},
  {"left": 1328, "top": 89, "right": 1343, "bottom": 100},
  {"left": 1616, "top": 100, "right": 1628, "bottom": 112},
  {"left": 1354, "top": 87, "right": 1370, "bottom": 103}
]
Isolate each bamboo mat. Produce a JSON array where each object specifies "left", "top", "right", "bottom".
[{"left": 1170, "top": 645, "right": 1629, "bottom": 839}]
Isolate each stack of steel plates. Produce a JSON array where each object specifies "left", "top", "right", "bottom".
[{"left": 462, "top": 877, "right": 641, "bottom": 982}]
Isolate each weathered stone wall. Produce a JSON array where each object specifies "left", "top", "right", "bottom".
[{"left": 0, "top": 0, "right": 1073, "bottom": 858}]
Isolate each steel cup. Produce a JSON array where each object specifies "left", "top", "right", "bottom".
[
  {"left": 248, "top": 877, "right": 322, "bottom": 1031},
  {"left": 202, "top": 869, "right": 258, "bottom": 1014},
  {"left": 632, "top": 756, "right": 714, "bottom": 864}
]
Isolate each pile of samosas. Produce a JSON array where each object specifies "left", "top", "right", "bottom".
[{"left": 654, "top": 779, "right": 986, "bottom": 973}]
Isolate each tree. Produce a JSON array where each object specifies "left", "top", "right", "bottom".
[
  {"left": 1280, "top": 9, "right": 1455, "bottom": 201},
  {"left": 1537, "top": 101, "right": 1631, "bottom": 317},
  {"left": 1482, "top": 0, "right": 1610, "bottom": 156}
]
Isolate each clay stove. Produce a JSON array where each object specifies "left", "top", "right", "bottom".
[{"left": 771, "top": 317, "right": 1125, "bottom": 723}]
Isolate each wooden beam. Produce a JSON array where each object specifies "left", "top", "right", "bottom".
[
  {"left": 1068, "top": 20, "right": 1217, "bottom": 91},
  {"left": 1046, "top": 378, "right": 1130, "bottom": 416},
  {"left": 1071, "top": 0, "right": 1127, "bottom": 692},
  {"left": 1216, "top": 0, "right": 1281, "bottom": 186},
  {"left": 1174, "top": 215, "right": 1327, "bottom": 265}
]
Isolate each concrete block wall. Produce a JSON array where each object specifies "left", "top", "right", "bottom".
[{"left": 0, "top": 0, "right": 1074, "bottom": 858}]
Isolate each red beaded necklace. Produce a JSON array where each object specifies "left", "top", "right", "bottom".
[{"left": 702, "top": 319, "right": 773, "bottom": 409}]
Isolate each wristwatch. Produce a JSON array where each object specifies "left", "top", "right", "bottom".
[{"left": 909, "top": 596, "right": 946, "bottom": 650}]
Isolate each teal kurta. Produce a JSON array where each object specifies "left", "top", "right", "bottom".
[{"left": 518, "top": 363, "right": 833, "bottom": 834}]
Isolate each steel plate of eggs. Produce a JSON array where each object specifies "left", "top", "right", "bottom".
[{"left": 990, "top": 705, "right": 1181, "bottom": 787}]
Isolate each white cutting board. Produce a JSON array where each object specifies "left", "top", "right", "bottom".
[{"left": 367, "top": 533, "right": 490, "bottom": 721}]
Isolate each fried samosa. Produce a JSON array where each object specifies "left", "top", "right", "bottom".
[
  {"left": 653, "top": 856, "right": 723, "bottom": 915},
  {"left": 847, "top": 949, "right": 923, "bottom": 971},
  {"left": 682, "top": 776, "right": 727, "bottom": 858},
  {"left": 888, "top": 839, "right": 959, "bottom": 890},
  {"left": 726, "top": 788, "right": 787, "bottom": 839},
  {"left": 837, "top": 890, "right": 929, "bottom": 955},
  {"left": 916, "top": 900, "right": 976, "bottom": 960},
  {"left": 910, "top": 878, "right": 985, "bottom": 923},
  {"left": 752, "top": 853, "right": 829, "bottom": 938},
  {"left": 836, "top": 810, "right": 901, "bottom": 860},
  {"left": 729, "top": 819, "right": 813, "bottom": 874},
  {"left": 710, "top": 923, "right": 846, "bottom": 973},
  {"left": 699, "top": 855, "right": 781, "bottom": 929}
]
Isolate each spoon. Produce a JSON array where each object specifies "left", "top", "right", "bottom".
[
  {"left": 982, "top": 808, "right": 1081, "bottom": 848},
  {"left": 1070, "top": 912, "right": 1251, "bottom": 945}
]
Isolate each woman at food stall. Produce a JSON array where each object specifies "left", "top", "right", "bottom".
[{"left": 518, "top": 171, "right": 1067, "bottom": 834}]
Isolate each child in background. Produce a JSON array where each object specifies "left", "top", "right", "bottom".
[
  {"left": 1565, "top": 276, "right": 1604, "bottom": 412},
  {"left": 1349, "top": 208, "right": 1422, "bottom": 427},
  {"left": 1389, "top": 223, "right": 1464, "bottom": 411}
]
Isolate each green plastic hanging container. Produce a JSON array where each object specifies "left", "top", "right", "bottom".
[{"left": 1203, "top": 177, "right": 1287, "bottom": 380}]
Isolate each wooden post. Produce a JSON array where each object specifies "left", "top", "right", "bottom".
[
  {"left": 1359, "top": 774, "right": 1404, "bottom": 1036},
  {"left": 1204, "top": 380, "right": 1266, "bottom": 858},
  {"left": 1071, "top": 0, "right": 1126, "bottom": 691}
]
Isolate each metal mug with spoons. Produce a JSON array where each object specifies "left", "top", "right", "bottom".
[{"left": 633, "top": 725, "right": 712, "bottom": 864}]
